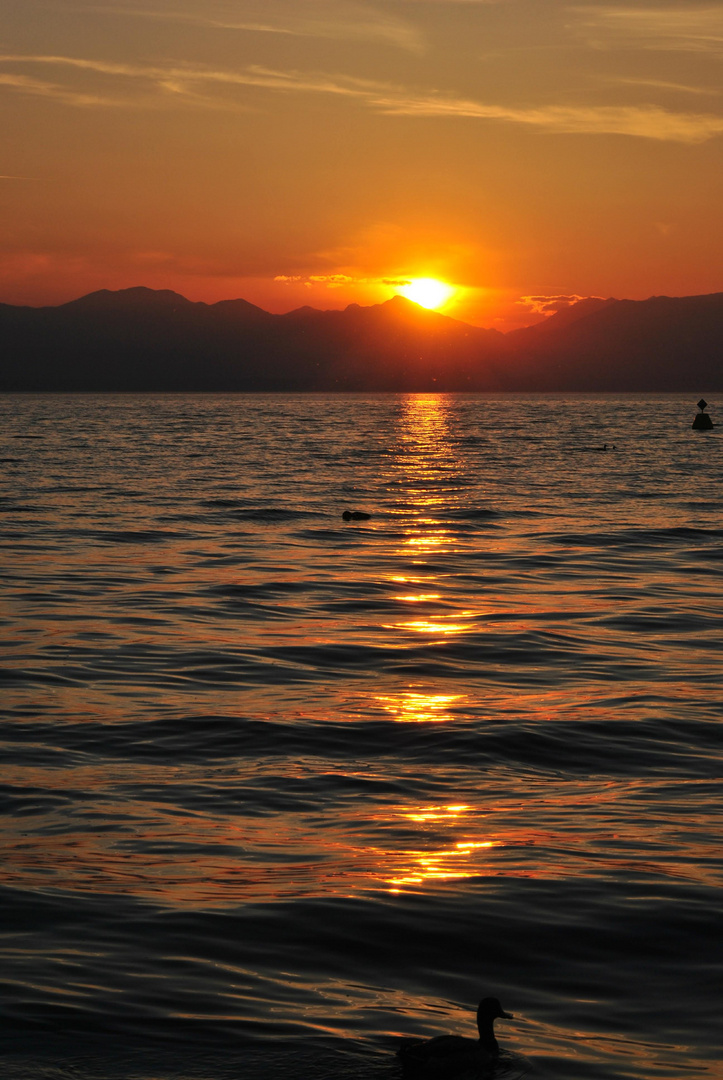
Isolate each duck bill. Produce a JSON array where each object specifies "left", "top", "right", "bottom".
[{"left": 501, "top": 1010, "right": 513, "bottom": 1019}]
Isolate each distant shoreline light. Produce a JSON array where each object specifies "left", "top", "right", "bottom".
[{"left": 396, "top": 278, "right": 455, "bottom": 310}]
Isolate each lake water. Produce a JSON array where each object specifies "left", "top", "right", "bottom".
[{"left": 0, "top": 392, "right": 721, "bottom": 1080}]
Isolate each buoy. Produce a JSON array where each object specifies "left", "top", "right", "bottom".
[{"left": 692, "top": 398, "right": 713, "bottom": 430}]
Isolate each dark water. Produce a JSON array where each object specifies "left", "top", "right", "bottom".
[{"left": 0, "top": 393, "right": 721, "bottom": 1080}]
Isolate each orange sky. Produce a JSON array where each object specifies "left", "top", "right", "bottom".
[{"left": 1, "top": 0, "right": 722, "bottom": 329}]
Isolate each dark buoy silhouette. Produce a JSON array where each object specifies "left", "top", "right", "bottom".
[
  {"left": 342, "top": 510, "right": 371, "bottom": 521},
  {"left": 692, "top": 398, "right": 713, "bottom": 430}
]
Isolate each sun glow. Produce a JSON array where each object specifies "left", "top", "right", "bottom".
[{"left": 397, "top": 278, "right": 455, "bottom": 310}]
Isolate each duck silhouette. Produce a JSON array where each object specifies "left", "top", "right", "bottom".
[{"left": 398, "top": 997, "right": 512, "bottom": 1075}]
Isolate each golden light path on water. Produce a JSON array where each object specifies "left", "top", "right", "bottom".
[
  {"left": 372, "top": 394, "right": 502, "bottom": 891},
  {"left": 2, "top": 392, "right": 719, "bottom": 917}
]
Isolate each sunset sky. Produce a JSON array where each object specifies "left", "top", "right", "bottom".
[{"left": 1, "top": 0, "right": 722, "bottom": 328}]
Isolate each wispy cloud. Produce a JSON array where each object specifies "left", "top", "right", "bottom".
[
  {"left": 2, "top": 54, "right": 723, "bottom": 141},
  {"left": 90, "top": 1, "right": 425, "bottom": 54},
  {"left": 0, "top": 55, "right": 388, "bottom": 104},
  {"left": 275, "top": 273, "right": 413, "bottom": 289},
  {"left": 0, "top": 71, "right": 125, "bottom": 106},
  {"left": 276, "top": 273, "right": 354, "bottom": 288},
  {"left": 571, "top": 5, "right": 723, "bottom": 55},
  {"left": 372, "top": 91, "right": 723, "bottom": 141},
  {"left": 605, "top": 76, "right": 719, "bottom": 96},
  {"left": 519, "top": 294, "right": 605, "bottom": 315}
]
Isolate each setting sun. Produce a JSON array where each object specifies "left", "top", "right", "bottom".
[{"left": 397, "top": 278, "right": 455, "bottom": 310}]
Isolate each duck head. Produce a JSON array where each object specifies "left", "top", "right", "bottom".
[{"left": 476, "top": 997, "right": 513, "bottom": 1051}]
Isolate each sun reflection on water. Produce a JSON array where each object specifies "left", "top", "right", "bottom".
[
  {"left": 392, "top": 592, "right": 442, "bottom": 602},
  {"left": 393, "top": 396, "right": 459, "bottom": 554},
  {"left": 404, "top": 804, "right": 470, "bottom": 822},
  {"left": 404, "top": 532, "right": 452, "bottom": 550},
  {"left": 385, "top": 803, "right": 501, "bottom": 890},
  {"left": 399, "top": 393, "right": 452, "bottom": 449},
  {"left": 389, "top": 617, "right": 475, "bottom": 635},
  {"left": 375, "top": 691, "right": 466, "bottom": 723}
]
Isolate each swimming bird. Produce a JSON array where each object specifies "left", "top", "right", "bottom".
[{"left": 398, "top": 997, "right": 513, "bottom": 1076}]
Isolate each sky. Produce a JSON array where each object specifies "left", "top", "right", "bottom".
[{"left": 1, "top": 0, "right": 722, "bottom": 329}]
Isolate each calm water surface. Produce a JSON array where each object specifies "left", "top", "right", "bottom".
[{"left": 0, "top": 393, "right": 721, "bottom": 1080}]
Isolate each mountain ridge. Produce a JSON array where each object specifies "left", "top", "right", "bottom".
[{"left": 0, "top": 287, "right": 721, "bottom": 391}]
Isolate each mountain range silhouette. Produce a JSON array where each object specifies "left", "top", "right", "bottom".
[{"left": 1, "top": 287, "right": 721, "bottom": 391}]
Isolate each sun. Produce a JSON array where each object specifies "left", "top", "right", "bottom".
[{"left": 397, "top": 277, "right": 455, "bottom": 310}]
